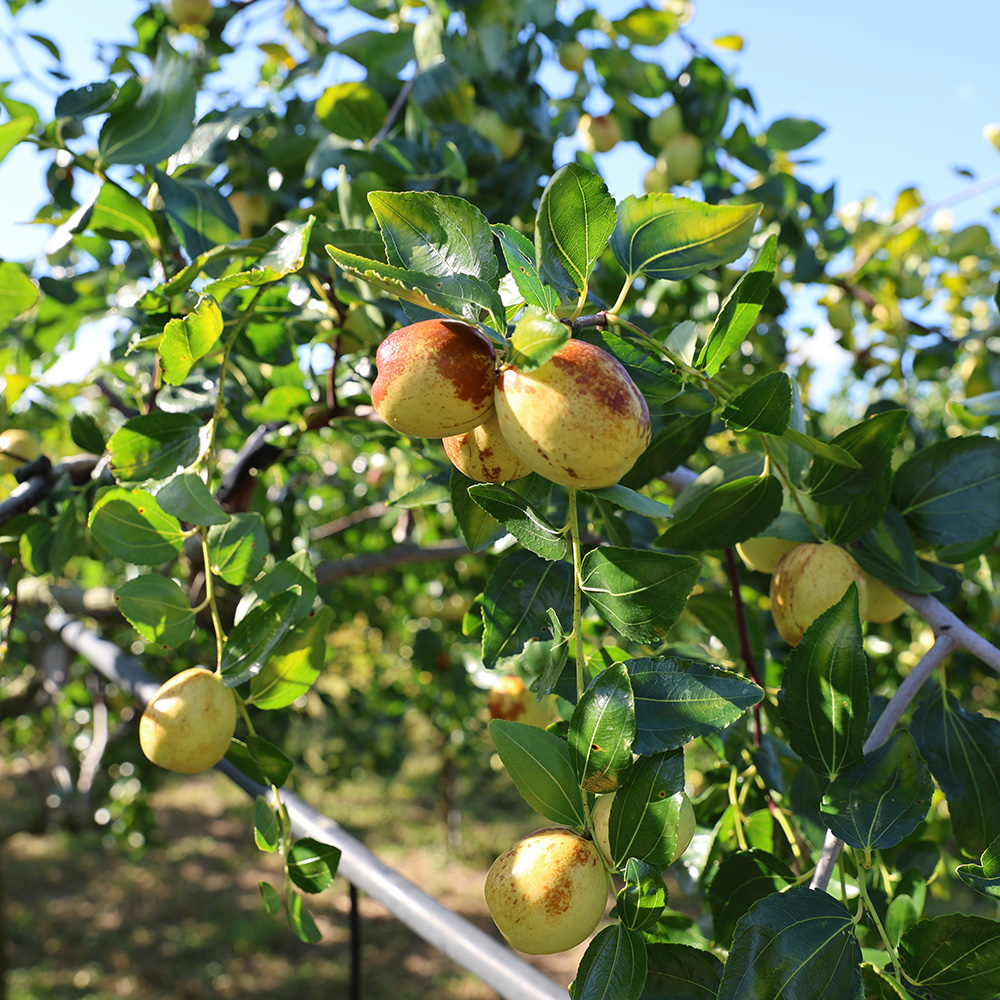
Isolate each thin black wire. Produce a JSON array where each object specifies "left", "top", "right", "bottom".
[{"left": 349, "top": 882, "right": 361, "bottom": 1000}]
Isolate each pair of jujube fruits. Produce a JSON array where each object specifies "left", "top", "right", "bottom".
[{"left": 370, "top": 318, "right": 652, "bottom": 490}]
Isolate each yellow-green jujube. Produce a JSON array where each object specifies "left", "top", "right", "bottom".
[
  {"left": 735, "top": 535, "right": 799, "bottom": 574},
  {"left": 443, "top": 411, "right": 530, "bottom": 483},
  {"left": 864, "top": 573, "right": 907, "bottom": 624},
  {"left": 558, "top": 40, "right": 588, "bottom": 73},
  {"left": 590, "top": 790, "right": 695, "bottom": 870},
  {"left": 487, "top": 675, "right": 557, "bottom": 729},
  {"left": 139, "top": 667, "right": 237, "bottom": 774},
  {"left": 484, "top": 827, "right": 608, "bottom": 954},
  {"left": 662, "top": 132, "right": 703, "bottom": 185},
  {"left": 0, "top": 428, "right": 41, "bottom": 475},
  {"left": 577, "top": 112, "right": 623, "bottom": 154},
  {"left": 769, "top": 542, "right": 869, "bottom": 645},
  {"left": 649, "top": 104, "right": 683, "bottom": 148}
]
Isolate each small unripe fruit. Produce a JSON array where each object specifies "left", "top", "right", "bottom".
[
  {"left": 649, "top": 104, "right": 683, "bottom": 147},
  {"left": 494, "top": 340, "right": 651, "bottom": 490},
  {"left": 643, "top": 161, "right": 671, "bottom": 194},
  {"left": 591, "top": 790, "right": 695, "bottom": 870},
  {"left": 735, "top": 535, "right": 799, "bottom": 575},
  {"left": 166, "top": 0, "right": 213, "bottom": 25},
  {"left": 139, "top": 667, "right": 237, "bottom": 774},
  {"left": 228, "top": 192, "right": 269, "bottom": 238},
  {"left": 558, "top": 40, "right": 588, "bottom": 73},
  {"left": 864, "top": 573, "right": 907, "bottom": 624},
  {"left": 372, "top": 320, "right": 497, "bottom": 438},
  {"left": 484, "top": 827, "right": 608, "bottom": 954},
  {"left": 0, "top": 428, "right": 41, "bottom": 475},
  {"left": 472, "top": 109, "right": 524, "bottom": 160},
  {"left": 443, "top": 411, "right": 531, "bottom": 483},
  {"left": 577, "top": 112, "right": 623, "bottom": 155},
  {"left": 770, "top": 543, "right": 869, "bottom": 645},
  {"left": 488, "top": 675, "right": 556, "bottom": 728},
  {"left": 662, "top": 132, "right": 703, "bottom": 184}
]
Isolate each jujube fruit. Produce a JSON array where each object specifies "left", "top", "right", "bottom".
[
  {"left": 443, "top": 411, "right": 531, "bottom": 483},
  {"left": 488, "top": 675, "right": 556, "bottom": 729},
  {"left": 371, "top": 319, "right": 497, "bottom": 438},
  {"left": 591, "top": 789, "right": 695, "bottom": 870},
  {"left": 735, "top": 535, "right": 799, "bottom": 574},
  {"left": 0, "top": 428, "right": 41, "bottom": 475}
]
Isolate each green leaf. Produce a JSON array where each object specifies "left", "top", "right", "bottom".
[
  {"left": 643, "top": 943, "right": 724, "bottom": 1000},
  {"left": 207, "top": 512, "right": 268, "bottom": 586},
  {"left": 154, "top": 169, "right": 240, "bottom": 259},
  {"left": 766, "top": 117, "right": 826, "bottom": 151},
  {"left": 369, "top": 190, "right": 499, "bottom": 287},
  {"left": 706, "top": 850, "right": 795, "bottom": 949},
  {"left": 481, "top": 550, "right": 574, "bottom": 668},
  {"left": 506, "top": 306, "right": 569, "bottom": 372},
  {"left": 779, "top": 586, "right": 869, "bottom": 781},
  {"left": 259, "top": 880, "right": 282, "bottom": 914},
  {"left": 899, "top": 914, "right": 1000, "bottom": 1000},
  {"left": 717, "top": 887, "right": 862, "bottom": 1000},
  {"left": 656, "top": 474, "right": 783, "bottom": 550},
  {"left": 569, "top": 661, "right": 635, "bottom": 793},
  {"left": 20, "top": 502, "right": 76, "bottom": 577},
  {"left": 535, "top": 163, "right": 617, "bottom": 300},
  {"left": 783, "top": 427, "right": 861, "bottom": 469},
  {"left": 287, "top": 837, "right": 341, "bottom": 894},
  {"left": 617, "top": 859, "right": 667, "bottom": 932},
  {"left": 249, "top": 606, "right": 332, "bottom": 710},
  {"left": 467, "top": 483, "right": 567, "bottom": 561},
  {"left": 98, "top": 41, "right": 197, "bottom": 166},
  {"left": 114, "top": 574, "right": 194, "bottom": 648},
  {"left": 88, "top": 487, "right": 187, "bottom": 565},
  {"left": 254, "top": 796, "right": 280, "bottom": 852},
  {"left": 892, "top": 435, "right": 1000, "bottom": 548},
  {"left": 85, "top": 180, "right": 161, "bottom": 252},
  {"left": 158, "top": 296, "right": 225, "bottom": 386},
  {"left": 697, "top": 234, "right": 778, "bottom": 376},
  {"left": 612, "top": 7, "right": 681, "bottom": 44},
  {"left": 488, "top": 720, "right": 586, "bottom": 828},
  {"left": 808, "top": 409, "right": 907, "bottom": 505},
  {"left": 820, "top": 731, "right": 932, "bottom": 858},
  {"left": 0, "top": 116, "right": 34, "bottom": 166},
  {"left": 580, "top": 546, "right": 701, "bottom": 643},
  {"left": 236, "top": 551, "right": 318, "bottom": 627},
  {"left": 607, "top": 750, "right": 686, "bottom": 868},
  {"left": 957, "top": 834, "right": 1000, "bottom": 900},
  {"left": 721, "top": 371, "right": 791, "bottom": 435},
  {"left": 316, "top": 81, "right": 388, "bottom": 141},
  {"left": 611, "top": 194, "right": 761, "bottom": 282},
  {"left": 226, "top": 735, "right": 293, "bottom": 788},
  {"left": 626, "top": 657, "right": 763, "bottom": 753},
  {"left": 450, "top": 470, "right": 505, "bottom": 552},
  {"left": 589, "top": 484, "right": 674, "bottom": 520},
  {"left": 54, "top": 80, "right": 118, "bottom": 119},
  {"left": 286, "top": 890, "right": 323, "bottom": 943},
  {"left": 853, "top": 506, "right": 942, "bottom": 594},
  {"left": 570, "top": 924, "right": 647, "bottom": 1000},
  {"left": 491, "top": 223, "right": 560, "bottom": 313},
  {"left": 69, "top": 413, "right": 106, "bottom": 455},
  {"left": 203, "top": 218, "right": 317, "bottom": 296},
  {"left": 156, "top": 473, "right": 229, "bottom": 526},
  {"left": 325, "top": 243, "right": 505, "bottom": 332},
  {"left": 0, "top": 261, "right": 40, "bottom": 326},
  {"left": 911, "top": 685, "right": 1000, "bottom": 858},
  {"left": 107, "top": 412, "right": 204, "bottom": 484},
  {"left": 668, "top": 453, "right": 764, "bottom": 520},
  {"left": 220, "top": 589, "right": 300, "bottom": 687},
  {"left": 860, "top": 962, "right": 917, "bottom": 1000}
]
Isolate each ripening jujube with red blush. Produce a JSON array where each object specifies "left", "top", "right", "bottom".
[
  {"left": 494, "top": 339, "right": 651, "bottom": 490},
  {"left": 371, "top": 319, "right": 497, "bottom": 438},
  {"left": 443, "top": 411, "right": 530, "bottom": 483}
]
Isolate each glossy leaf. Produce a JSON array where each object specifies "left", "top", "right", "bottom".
[
  {"left": 570, "top": 924, "right": 646, "bottom": 1000},
  {"left": 697, "top": 234, "right": 777, "bottom": 375},
  {"left": 491, "top": 223, "right": 560, "bottom": 312},
  {"left": 203, "top": 218, "right": 316, "bottom": 296},
  {"left": 643, "top": 943, "right": 724, "bottom": 1000},
  {"left": 98, "top": 41, "right": 197, "bottom": 165},
  {"left": 707, "top": 850, "right": 795, "bottom": 948},
  {"left": 655, "top": 473, "right": 783, "bottom": 550},
  {"left": 254, "top": 796, "right": 280, "bottom": 852},
  {"left": 779, "top": 585, "right": 869, "bottom": 780},
  {"left": 88, "top": 487, "right": 187, "bottom": 565},
  {"left": 957, "top": 834, "right": 1000, "bottom": 900},
  {"left": 20, "top": 502, "right": 75, "bottom": 577},
  {"left": 536, "top": 162, "right": 617, "bottom": 300},
  {"left": 316, "top": 81, "right": 387, "bottom": 141},
  {"left": 156, "top": 473, "right": 229, "bottom": 527},
  {"left": 588, "top": 484, "right": 673, "bottom": 520},
  {"left": 808, "top": 409, "right": 907, "bottom": 505},
  {"left": 54, "top": 80, "right": 118, "bottom": 119},
  {"left": 892, "top": 435, "right": 1000, "bottom": 547},
  {"left": 259, "top": 881, "right": 282, "bottom": 915},
  {"left": 489, "top": 720, "right": 586, "bottom": 828},
  {"left": 286, "top": 891, "right": 322, "bottom": 943},
  {"left": 86, "top": 180, "right": 161, "bottom": 251},
  {"left": 617, "top": 859, "right": 666, "bottom": 932},
  {"left": 249, "top": 606, "right": 331, "bottom": 710},
  {"left": 481, "top": 549, "right": 574, "bottom": 667},
  {"left": 235, "top": 552, "right": 316, "bottom": 627},
  {"left": 721, "top": 371, "right": 791, "bottom": 435},
  {"left": 220, "top": 589, "right": 300, "bottom": 686},
  {"left": 911, "top": 685, "right": 1000, "bottom": 858},
  {"left": 899, "top": 914, "right": 1000, "bottom": 1000},
  {"left": 154, "top": 169, "right": 241, "bottom": 259},
  {"left": 207, "top": 512, "right": 268, "bottom": 586},
  {"left": 467, "top": 483, "right": 568, "bottom": 561},
  {"left": 783, "top": 427, "right": 860, "bottom": 468},
  {"left": 627, "top": 657, "right": 763, "bottom": 754},
  {"left": 612, "top": 194, "right": 761, "bottom": 282},
  {"left": 569, "top": 660, "right": 635, "bottom": 792},
  {"left": 853, "top": 506, "right": 942, "bottom": 594},
  {"left": 820, "top": 731, "right": 932, "bottom": 858},
  {"left": 114, "top": 574, "right": 194, "bottom": 648},
  {"left": 766, "top": 117, "right": 826, "bottom": 151},
  {"left": 325, "top": 243, "right": 505, "bottom": 332},
  {"left": 226, "top": 735, "right": 293, "bottom": 788},
  {"left": 579, "top": 546, "right": 701, "bottom": 643},
  {"left": 159, "top": 296, "right": 225, "bottom": 387},
  {"left": 0, "top": 261, "right": 40, "bottom": 325},
  {"left": 506, "top": 306, "right": 569, "bottom": 372},
  {"left": 451, "top": 471, "right": 505, "bottom": 552},
  {"left": 287, "top": 837, "right": 341, "bottom": 894},
  {"left": 69, "top": 413, "right": 105, "bottom": 455},
  {"left": 718, "top": 887, "right": 862, "bottom": 1000},
  {"left": 859, "top": 963, "right": 917, "bottom": 1000},
  {"left": 0, "top": 116, "right": 34, "bottom": 166},
  {"left": 607, "top": 750, "right": 686, "bottom": 868},
  {"left": 107, "top": 412, "right": 204, "bottom": 484}
]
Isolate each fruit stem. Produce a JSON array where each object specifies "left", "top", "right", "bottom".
[
  {"left": 201, "top": 532, "right": 227, "bottom": 670},
  {"left": 727, "top": 766, "right": 750, "bottom": 852},
  {"left": 607, "top": 275, "right": 635, "bottom": 318}
]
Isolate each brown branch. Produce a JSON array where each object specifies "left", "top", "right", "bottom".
[
  {"left": 315, "top": 539, "right": 471, "bottom": 585},
  {"left": 311, "top": 501, "right": 392, "bottom": 540}
]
